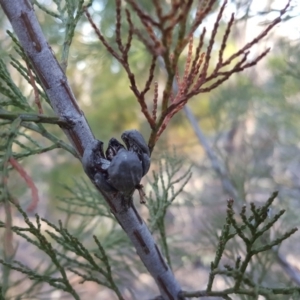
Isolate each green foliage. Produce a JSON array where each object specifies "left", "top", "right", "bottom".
[
  {"left": 147, "top": 150, "right": 192, "bottom": 267},
  {"left": 0, "top": 199, "right": 124, "bottom": 300},
  {"left": 0, "top": 30, "right": 77, "bottom": 168},
  {"left": 147, "top": 151, "right": 192, "bottom": 269},
  {"left": 183, "top": 192, "right": 299, "bottom": 299},
  {"left": 32, "top": 0, "right": 93, "bottom": 70},
  {"left": 0, "top": 155, "right": 193, "bottom": 299},
  {"left": 1, "top": 172, "right": 298, "bottom": 299}
]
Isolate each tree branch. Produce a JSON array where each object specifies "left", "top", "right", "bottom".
[{"left": 0, "top": 1, "right": 183, "bottom": 299}]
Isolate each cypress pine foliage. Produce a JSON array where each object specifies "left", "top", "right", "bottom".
[{"left": 0, "top": 1, "right": 299, "bottom": 299}]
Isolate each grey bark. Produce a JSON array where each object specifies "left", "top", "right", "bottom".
[
  {"left": 183, "top": 105, "right": 239, "bottom": 201},
  {"left": 0, "top": 1, "right": 183, "bottom": 299}
]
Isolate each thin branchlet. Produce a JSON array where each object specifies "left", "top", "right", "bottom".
[
  {"left": 85, "top": 0, "right": 291, "bottom": 151},
  {"left": 124, "top": 0, "right": 290, "bottom": 151},
  {"left": 201, "top": 193, "right": 298, "bottom": 298}
]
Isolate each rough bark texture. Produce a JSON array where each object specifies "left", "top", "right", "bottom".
[{"left": 0, "top": 0, "right": 183, "bottom": 298}]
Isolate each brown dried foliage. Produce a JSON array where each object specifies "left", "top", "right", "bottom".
[
  {"left": 26, "top": 61, "right": 43, "bottom": 114},
  {"left": 9, "top": 157, "right": 39, "bottom": 212},
  {"left": 84, "top": 0, "right": 291, "bottom": 153}
]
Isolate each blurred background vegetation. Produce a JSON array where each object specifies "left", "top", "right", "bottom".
[{"left": 0, "top": 0, "right": 300, "bottom": 299}]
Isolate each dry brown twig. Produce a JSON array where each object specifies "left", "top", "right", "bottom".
[
  {"left": 84, "top": 4, "right": 157, "bottom": 129},
  {"left": 9, "top": 157, "right": 39, "bottom": 212},
  {"left": 26, "top": 61, "right": 43, "bottom": 114},
  {"left": 84, "top": 0, "right": 291, "bottom": 154}
]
